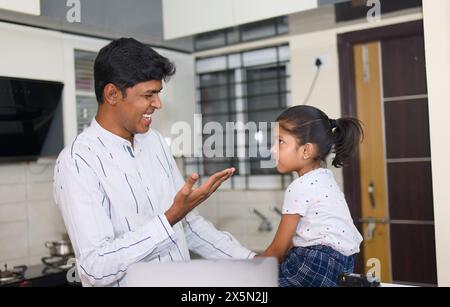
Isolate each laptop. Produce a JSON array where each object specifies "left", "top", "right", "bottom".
[{"left": 126, "top": 257, "right": 278, "bottom": 287}]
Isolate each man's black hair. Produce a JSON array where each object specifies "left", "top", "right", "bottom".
[{"left": 94, "top": 37, "right": 176, "bottom": 103}]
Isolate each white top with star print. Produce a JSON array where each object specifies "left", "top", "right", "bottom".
[{"left": 282, "top": 168, "right": 363, "bottom": 256}]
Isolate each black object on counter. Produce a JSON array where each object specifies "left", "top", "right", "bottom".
[
  {"left": 339, "top": 273, "right": 381, "bottom": 287},
  {"left": 0, "top": 264, "right": 81, "bottom": 287}
]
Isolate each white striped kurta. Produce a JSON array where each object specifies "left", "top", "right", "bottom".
[{"left": 53, "top": 118, "right": 255, "bottom": 287}]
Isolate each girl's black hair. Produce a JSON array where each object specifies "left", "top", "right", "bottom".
[{"left": 276, "top": 105, "right": 363, "bottom": 168}]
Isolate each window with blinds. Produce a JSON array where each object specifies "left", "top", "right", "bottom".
[
  {"left": 185, "top": 45, "right": 293, "bottom": 190},
  {"left": 75, "top": 50, "right": 98, "bottom": 134}
]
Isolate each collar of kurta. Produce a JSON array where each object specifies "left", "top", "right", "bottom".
[{"left": 91, "top": 117, "right": 149, "bottom": 149}]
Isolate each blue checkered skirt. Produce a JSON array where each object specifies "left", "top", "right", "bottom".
[{"left": 279, "top": 245, "right": 355, "bottom": 287}]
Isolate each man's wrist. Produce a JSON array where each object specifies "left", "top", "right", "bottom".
[{"left": 165, "top": 208, "right": 182, "bottom": 226}]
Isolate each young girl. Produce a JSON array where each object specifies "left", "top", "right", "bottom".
[{"left": 260, "top": 105, "right": 364, "bottom": 287}]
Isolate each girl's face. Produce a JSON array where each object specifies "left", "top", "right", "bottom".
[{"left": 272, "top": 125, "right": 317, "bottom": 175}]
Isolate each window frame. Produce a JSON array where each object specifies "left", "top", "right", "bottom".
[{"left": 189, "top": 44, "right": 293, "bottom": 190}]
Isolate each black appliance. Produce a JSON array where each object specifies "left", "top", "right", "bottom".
[{"left": 0, "top": 76, "right": 64, "bottom": 162}]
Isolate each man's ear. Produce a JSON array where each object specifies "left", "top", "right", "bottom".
[{"left": 103, "top": 83, "right": 120, "bottom": 105}]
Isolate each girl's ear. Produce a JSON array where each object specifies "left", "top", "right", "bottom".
[{"left": 303, "top": 143, "right": 315, "bottom": 160}]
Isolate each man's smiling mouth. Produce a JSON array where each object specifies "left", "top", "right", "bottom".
[{"left": 142, "top": 113, "right": 153, "bottom": 127}]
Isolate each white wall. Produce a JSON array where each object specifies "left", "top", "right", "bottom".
[
  {"left": 422, "top": 0, "right": 450, "bottom": 287},
  {"left": 0, "top": 22, "right": 64, "bottom": 82},
  {"left": 234, "top": 0, "right": 317, "bottom": 26},
  {"left": 151, "top": 49, "right": 196, "bottom": 156},
  {"left": 0, "top": 0, "right": 40, "bottom": 15},
  {"left": 162, "top": 0, "right": 318, "bottom": 39}
]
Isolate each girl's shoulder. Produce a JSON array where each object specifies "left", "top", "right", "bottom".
[{"left": 286, "top": 168, "right": 333, "bottom": 192}]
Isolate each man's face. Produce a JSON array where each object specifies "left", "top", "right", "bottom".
[{"left": 115, "top": 80, "right": 163, "bottom": 136}]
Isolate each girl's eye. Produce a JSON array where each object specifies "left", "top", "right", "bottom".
[{"left": 279, "top": 139, "right": 284, "bottom": 144}]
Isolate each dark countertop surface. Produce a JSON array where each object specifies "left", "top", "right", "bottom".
[{"left": 1, "top": 264, "right": 81, "bottom": 287}]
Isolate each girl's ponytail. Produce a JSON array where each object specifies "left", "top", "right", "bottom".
[{"left": 331, "top": 117, "right": 364, "bottom": 168}]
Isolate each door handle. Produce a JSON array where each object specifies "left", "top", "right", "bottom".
[
  {"left": 365, "top": 221, "right": 377, "bottom": 241},
  {"left": 358, "top": 217, "right": 388, "bottom": 242},
  {"left": 368, "top": 180, "right": 376, "bottom": 209}
]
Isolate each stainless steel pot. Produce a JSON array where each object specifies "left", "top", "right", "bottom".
[{"left": 45, "top": 240, "right": 74, "bottom": 257}]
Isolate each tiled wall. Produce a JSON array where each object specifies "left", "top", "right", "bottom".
[
  {"left": 0, "top": 160, "right": 67, "bottom": 267},
  {"left": 197, "top": 190, "right": 285, "bottom": 253}
]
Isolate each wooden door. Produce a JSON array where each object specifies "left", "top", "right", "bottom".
[
  {"left": 339, "top": 21, "right": 437, "bottom": 286},
  {"left": 354, "top": 42, "right": 392, "bottom": 283}
]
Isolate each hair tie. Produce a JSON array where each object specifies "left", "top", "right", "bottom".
[{"left": 329, "top": 119, "right": 337, "bottom": 130}]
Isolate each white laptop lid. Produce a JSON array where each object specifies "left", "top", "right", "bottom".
[{"left": 126, "top": 257, "right": 278, "bottom": 287}]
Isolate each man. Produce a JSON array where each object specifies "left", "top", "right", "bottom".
[{"left": 54, "top": 38, "right": 255, "bottom": 287}]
